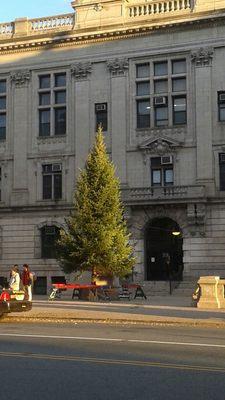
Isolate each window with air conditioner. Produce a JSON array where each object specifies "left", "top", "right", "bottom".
[
  {"left": 151, "top": 156, "right": 174, "bottom": 187},
  {"left": 135, "top": 58, "right": 187, "bottom": 129},
  {"left": 42, "top": 163, "right": 62, "bottom": 200},
  {"left": 95, "top": 103, "right": 107, "bottom": 131}
]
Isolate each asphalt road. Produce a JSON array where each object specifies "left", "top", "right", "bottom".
[{"left": 0, "top": 322, "right": 225, "bottom": 400}]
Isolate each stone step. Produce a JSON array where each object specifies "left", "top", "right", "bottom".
[
  {"left": 172, "top": 288, "right": 194, "bottom": 297},
  {"left": 141, "top": 280, "right": 197, "bottom": 297}
]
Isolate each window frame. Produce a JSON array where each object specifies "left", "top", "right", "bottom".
[
  {"left": 41, "top": 225, "right": 60, "bottom": 259},
  {"left": 95, "top": 103, "right": 108, "bottom": 132},
  {"left": 150, "top": 156, "right": 174, "bottom": 187},
  {"left": 42, "top": 163, "right": 62, "bottom": 201},
  {"left": 135, "top": 58, "right": 187, "bottom": 129},
  {"left": 172, "top": 96, "right": 187, "bottom": 125},
  {"left": 218, "top": 91, "right": 225, "bottom": 122},
  {"left": 38, "top": 72, "right": 67, "bottom": 137}
]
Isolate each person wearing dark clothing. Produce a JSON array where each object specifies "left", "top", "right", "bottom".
[{"left": 21, "top": 264, "right": 32, "bottom": 301}]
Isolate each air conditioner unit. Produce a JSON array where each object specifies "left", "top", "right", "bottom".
[
  {"left": 95, "top": 103, "right": 107, "bottom": 112},
  {"left": 219, "top": 93, "right": 225, "bottom": 103},
  {"left": 154, "top": 96, "right": 167, "bottom": 106},
  {"left": 161, "top": 156, "right": 173, "bottom": 165},
  {"left": 52, "top": 163, "right": 62, "bottom": 172}
]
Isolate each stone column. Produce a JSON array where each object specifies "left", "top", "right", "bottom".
[
  {"left": 10, "top": 70, "right": 30, "bottom": 206},
  {"left": 71, "top": 62, "right": 92, "bottom": 175},
  {"left": 191, "top": 47, "right": 214, "bottom": 195},
  {"left": 107, "top": 58, "right": 128, "bottom": 185}
]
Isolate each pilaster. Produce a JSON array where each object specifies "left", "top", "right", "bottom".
[
  {"left": 107, "top": 58, "right": 128, "bottom": 185},
  {"left": 71, "top": 62, "right": 92, "bottom": 175},
  {"left": 10, "top": 69, "right": 31, "bottom": 206},
  {"left": 191, "top": 47, "right": 214, "bottom": 195}
]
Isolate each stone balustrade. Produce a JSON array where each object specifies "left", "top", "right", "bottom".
[
  {"left": 0, "top": 22, "right": 14, "bottom": 35},
  {"left": 122, "top": 185, "right": 205, "bottom": 205},
  {"left": 30, "top": 14, "right": 74, "bottom": 31},
  {"left": 128, "top": 0, "right": 191, "bottom": 18},
  {"left": 197, "top": 276, "right": 225, "bottom": 309}
]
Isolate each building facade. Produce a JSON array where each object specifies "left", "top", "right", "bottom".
[{"left": 0, "top": 0, "right": 225, "bottom": 293}]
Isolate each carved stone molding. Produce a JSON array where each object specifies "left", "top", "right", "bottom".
[
  {"left": 138, "top": 136, "right": 182, "bottom": 163},
  {"left": 71, "top": 62, "right": 92, "bottom": 79},
  {"left": 106, "top": 58, "right": 129, "bottom": 76},
  {"left": 10, "top": 70, "right": 31, "bottom": 86},
  {"left": 136, "top": 126, "right": 186, "bottom": 138},
  {"left": 37, "top": 135, "right": 66, "bottom": 145},
  {"left": 191, "top": 47, "right": 214, "bottom": 67}
]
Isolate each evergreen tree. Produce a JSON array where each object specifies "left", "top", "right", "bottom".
[{"left": 57, "top": 128, "right": 135, "bottom": 280}]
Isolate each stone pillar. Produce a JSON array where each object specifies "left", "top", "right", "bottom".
[
  {"left": 71, "top": 62, "right": 92, "bottom": 175},
  {"left": 107, "top": 58, "right": 128, "bottom": 185},
  {"left": 10, "top": 70, "right": 30, "bottom": 206},
  {"left": 217, "top": 279, "right": 225, "bottom": 309},
  {"left": 197, "top": 275, "right": 220, "bottom": 309},
  {"left": 191, "top": 47, "right": 214, "bottom": 194}
]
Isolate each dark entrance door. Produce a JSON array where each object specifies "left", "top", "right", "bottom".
[{"left": 145, "top": 217, "right": 183, "bottom": 281}]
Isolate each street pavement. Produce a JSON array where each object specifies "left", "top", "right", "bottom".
[
  {"left": 3, "top": 294, "right": 225, "bottom": 327},
  {"left": 0, "top": 322, "right": 225, "bottom": 399}
]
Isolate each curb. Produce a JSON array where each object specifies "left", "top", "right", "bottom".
[{"left": 2, "top": 314, "right": 225, "bottom": 328}]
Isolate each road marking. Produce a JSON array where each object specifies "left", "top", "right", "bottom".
[
  {"left": 0, "top": 351, "right": 224, "bottom": 373},
  {"left": 0, "top": 333, "right": 123, "bottom": 342},
  {"left": 0, "top": 332, "right": 225, "bottom": 349}
]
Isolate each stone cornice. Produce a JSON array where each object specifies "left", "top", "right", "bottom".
[{"left": 0, "top": 13, "right": 225, "bottom": 55}]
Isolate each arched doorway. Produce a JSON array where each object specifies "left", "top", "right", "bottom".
[{"left": 145, "top": 217, "right": 183, "bottom": 281}]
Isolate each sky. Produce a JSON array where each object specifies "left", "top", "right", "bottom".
[{"left": 0, "top": 0, "right": 73, "bottom": 23}]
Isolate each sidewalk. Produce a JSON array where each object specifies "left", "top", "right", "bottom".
[{"left": 4, "top": 294, "right": 225, "bottom": 327}]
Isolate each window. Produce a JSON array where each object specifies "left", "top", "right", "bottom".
[
  {"left": 42, "top": 163, "right": 62, "bottom": 200},
  {"left": 173, "top": 97, "right": 187, "bottom": 125},
  {"left": 154, "top": 62, "right": 168, "bottom": 76},
  {"left": 135, "top": 58, "right": 187, "bottom": 128},
  {"left": 172, "top": 78, "right": 186, "bottom": 92},
  {"left": 219, "top": 153, "right": 225, "bottom": 190},
  {"left": 155, "top": 104, "right": 168, "bottom": 127},
  {"left": 218, "top": 92, "right": 225, "bottom": 121},
  {"left": 172, "top": 59, "right": 186, "bottom": 74},
  {"left": 0, "top": 79, "right": 6, "bottom": 140},
  {"left": 136, "top": 63, "right": 149, "bottom": 78},
  {"left": 95, "top": 103, "right": 107, "bottom": 131},
  {"left": 41, "top": 226, "right": 60, "bottom": 258},
  {"left": 137, "top": 100, "right": 150, "bottom": 128},
  {"left": 151, "top": 156, "right": 173, "bottom": 186},
  {"left": 154, "top": 80, "right": 168, "bottom": 94},
  {"left": 38, "top": 73, "right": 66, "bottom": 136}
]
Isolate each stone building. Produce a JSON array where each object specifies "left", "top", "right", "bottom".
[{"left": 0, "top": 0, "right": 225, "bottom": 294}]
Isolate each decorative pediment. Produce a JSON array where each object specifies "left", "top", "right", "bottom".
[{"left": 138, "top": 136, "right": 182, "bottom": 156}]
